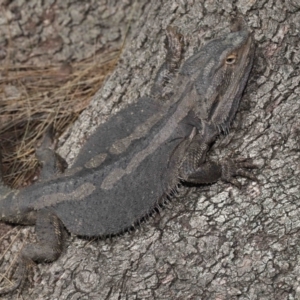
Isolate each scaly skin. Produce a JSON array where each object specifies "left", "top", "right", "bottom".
[{"left": 0, "top": 25, "right": 255, "bottom": 295}]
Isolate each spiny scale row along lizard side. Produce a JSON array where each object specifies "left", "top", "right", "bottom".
[{"left": 0, "top": 24, "right": 256, "bottom": 295}]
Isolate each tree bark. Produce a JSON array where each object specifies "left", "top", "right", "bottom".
[{"left": 2, "top": 0, "right": 300, "bottom": 299}]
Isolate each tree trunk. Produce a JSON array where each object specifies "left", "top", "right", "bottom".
[{"left": 2, "top": 0, "right": 300, "bottom": 299}]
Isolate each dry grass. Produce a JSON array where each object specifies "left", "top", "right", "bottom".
[{"left": 0, "top": 49, "right": 119, "bottom": 188}]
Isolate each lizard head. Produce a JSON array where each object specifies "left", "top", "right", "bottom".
[
  {"left": 206, "top": 30, "right": 254, "bottom": 132},
  {"left": 183, "top": 30, "right": 255, "bottom": 133}
]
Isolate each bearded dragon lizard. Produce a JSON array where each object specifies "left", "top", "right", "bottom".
[{"left": 0, "top": 24, "right": 255, "bottom": 294}]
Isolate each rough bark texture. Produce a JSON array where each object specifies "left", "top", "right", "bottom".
[
  {"left": 1, "top": 0, "right": 300, "bottom": 299},
  {"left": 0, "top": 0, "right": 128, "bottom": 64}
]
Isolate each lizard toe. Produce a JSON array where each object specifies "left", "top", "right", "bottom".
[{"left": 221, "top": 158, "right": 258, "bottom": 186}]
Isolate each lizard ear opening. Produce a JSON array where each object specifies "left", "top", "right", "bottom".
[{"left": 225, "top": 54, "right": 237, "bottom": 65}]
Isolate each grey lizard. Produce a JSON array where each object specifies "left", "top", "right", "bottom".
[{"left": 0, "top": 23, "right": 256, "bottom": 295}]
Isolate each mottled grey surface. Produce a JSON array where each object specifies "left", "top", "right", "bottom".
[
  {"left": 0, "top": 0, "right": 130, "bottom": 64},
  {"left": 1, "top": 0, "right": 300, "bottom": 299}
]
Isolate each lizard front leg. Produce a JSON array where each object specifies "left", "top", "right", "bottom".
[
  {"left": 172, "top": 127, "right": 257, "bottom": 188},
  {"left": 181, "top": 156, "right": 257, "bottom": 188}
]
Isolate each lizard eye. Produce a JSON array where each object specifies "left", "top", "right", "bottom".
[{"left": 225, "top": 54, "right": 237, "bottom": 65}]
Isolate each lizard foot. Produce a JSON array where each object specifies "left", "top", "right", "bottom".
[
  {"left": 221, "top": 158, "right": 259, "bottom": 188},
  {"left": 0, "top": 209, "right": 66, "bottom": 295}
]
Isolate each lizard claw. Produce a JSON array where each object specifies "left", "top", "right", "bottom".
[{"left": 221, "top": 158, "right": 258, "bottom": 188}]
